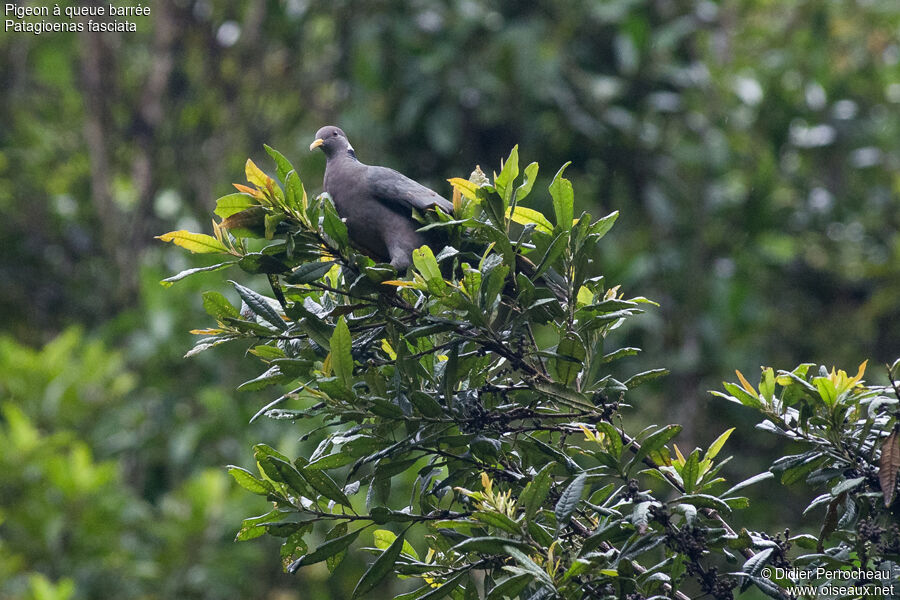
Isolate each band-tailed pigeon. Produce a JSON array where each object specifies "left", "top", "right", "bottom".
[{"left": 310, "top": 125, "right": 452, "bottom": 271}]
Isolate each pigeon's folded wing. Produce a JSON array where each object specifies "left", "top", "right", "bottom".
[{"left": 365, "top": 166, "right": 453, "bottom": 214}]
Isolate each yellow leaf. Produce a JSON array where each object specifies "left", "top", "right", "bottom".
[
  {"left": 705, "top": 427, "right": 735, "bottom": 461},
  {"left": 155, "top": 230, "right": 229, "bottom": 254},
  {"left": 380, "top": 339, "right": 396, "bottom": 360},
  {"left": 190, "top": 328, "right": 224, "bottom": 335},
  {"left": 673, "top": 443, "right": 686, "bottom": 466},
  {"left": 505, "top": 205, "right": 553, "bottom": 234},
  {"left": 448, "top": 177, "right": 478, "bottom": 200},
  {"left": 576, "top": 286, "right": 594, "bottom": 306},
  {"left": 852, "top": 359, "right": 868, "bottom": 385},
  {"left": 245, "top": 158, "right": 273, "bottom": 188},
  {"left": 735, "top": 370, "right": 757, "bottom": 396},
  {"left": 381, "top": 280, "right": 426, "bottom": 290},
  {"left": 579, "top": 424, "right": 597, "bottom": 443}
]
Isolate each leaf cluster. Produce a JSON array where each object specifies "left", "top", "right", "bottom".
[
  {"left": 714, "top": 361, "right": 900, "bottom": 594},
  {"left": 161, "top": 147, "right": 900, "bottom": 599}
]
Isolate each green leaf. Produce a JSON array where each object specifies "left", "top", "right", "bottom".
[
  {"left": 352, "top": 531, "right": 405, "bottom": 598},
  {"left": 330, "top": 316, "right": 353, "bottom": 387},
  {"left": 202, "top": 291, "right": 241, "bottom": 320},
  {"left": 227, "top": 465, "right": 273, "bottom": 495},
  {"left": 495, "top": 145, "right": 520, "bottom": 205},
  {"left": 235, "top": 509, "right": 292, "bottom": 541},
  {"left": 414, "top": 571, "right": 467, "bottom": 600},
  {"left": 515, "top": 162, "right": 539, "bottom": 201},
  {"left": 681, "top": 449, "right": 701, "bottom": 493},
  {"left": 298, "top": 462, "right": 353, "bottom": 508},
  {"left": 254, "top": 443, "right": 291, "bottom": 463},
  {"left": 589, "top": 211, "right": 619, "bottom": 239},
  {"left": 486, "top": 574, "right": 531, "bottom": 600},
  {"left": 722, "top": 472, "right": 774, "bottom": 497},
  {"left": 285, "top": 260, "right": 336, "bottom": 284},
  {"left": 675, "top": 494, "right": 732, "bottom": 513},
  {"left": 306, "top": 452, "right": 356, "bottom": 471},
  {"left": 373, "top": 530, "right": 419, "bottom": 559},
  {"left": 156, "top": 230, "right": 230, "bottom": 254},
  {"left": 265, "top": 213, "right": 285, "bottom": 240},
  {"left": 325, "top": 522, "right": 350, "bottom": 572},
  {"left": 237, "top": 252, "right": 289, "bottom": 274},
  {"left": 779, "top": 455, "right": 828, "bottom": 486},
  {"left": 237, "top": 366, "right": 293, "bottom": 391},
  {"left": 412, "top": 246, "right": 446, "bottom": 295},
  {"left": 714, "top": 382, "right": 763, "bottom": 410},
  {"left": 472, "top": 511, "right": 521, "bottom": 535},
  {"left": 759, "top": 367, "right": 776, "bottom": 401},
  {"left": 531, "top": 231, "right": 567, "bottom": 280},
  {"left": 281, "top": 528, "right": 311, "bottom": 572},
  {"left": 555, "top": 472, "right": 587, "bottom": 533},
  {"left": 451, "top": 537, "right": 533, "bottom": 555},
  {"left": 623, "top": 368, "right": 669, "bottom": 389},
  {"left": 813, "top": 376, "right": 837, "bottom": 407},
  {"left": 286, "top": 170, "right": 307, "bottom": 212},
  {"left": 231, "top": 281, "right": 287, "bottom": 331},
  {"left": 214, "top": 193, "right": 257, "bottom": 219},
  {"left": 322, "top": 201, "right": 350, "bottom": 247},
  {"left": 551, "top": 332, "right": 586, "bottom": 385},
  {"left": 705, "top": 428, "right": 735, "bottom": 461},
  {"left": 548, "top": 162, "right": 573, "bottom": 231},
  {"left": 521, "top": 463, "right": 555, "bottom": 523},
  {"left": 264, "top": 144, "right": 296, "bottom": 183},
  {"left": 532, "top": 381, "right": 594, "bottom": 411},
  {"left": 477, "top": 186, "right": 506, "bottom": 231},
  {"left": 506, "top": 205, "right": 553, "bottom": 234},
  {"left": 504, "top": 545, "right": 555, "bottom": 587},
  {"left": 830, "top": 476, "right": 864, "bottom": 496},
  {"left": 741, "top": 547, "right": 774, "bottom": 577},
  {"left": 408, "top": 391, "right": 443, "bottom": 418},
  {"left": 632, "top": 501, "right": 653, "bottom": 533},
  {"left": 249, "top": 344, "right": 285, "bottom": 360},
  {"left": 369, "top": 507, "right": 421, "bottom": 524},
  {"left": 596, "top": 422, "right": 623, "bottom": 460},
  {"left": 266, "top": 457, "right": 312, "bottom": 497},
  {"left": 288, "top": 528, "right": 363, "bottom": 573},
  {"left": 161, "top": 261, "right": 237, "bottom": 287}
]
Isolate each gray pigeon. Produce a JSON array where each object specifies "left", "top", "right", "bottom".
[{"left": 310, "top": 125, "right": 452, "bottom": 271}]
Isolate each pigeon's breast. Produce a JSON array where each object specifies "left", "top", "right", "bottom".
[{"left": 324, "top": 162, "right": 408, "bottom": 262}]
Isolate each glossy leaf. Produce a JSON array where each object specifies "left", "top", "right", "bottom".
[{"left": 156, "top": 230, "right": 229, "bottom": 254}]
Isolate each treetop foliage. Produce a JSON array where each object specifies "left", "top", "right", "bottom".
[{"left": 160, "top": 146, "right": 900, "bottom": 599}]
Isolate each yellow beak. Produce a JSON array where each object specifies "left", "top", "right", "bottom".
[{"left": 309, "top": 138, "right": 324, "bottom": 151}]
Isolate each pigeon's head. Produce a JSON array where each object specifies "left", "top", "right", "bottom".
[{"left": 310, "top": 125, "right": 353, "bottom": 158}]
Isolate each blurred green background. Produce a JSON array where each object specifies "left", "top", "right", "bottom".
[{"left": 1, "top": 0, "right": 898, "bottom": 598}]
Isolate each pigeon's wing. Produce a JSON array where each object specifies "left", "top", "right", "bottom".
[{"left": 366, "top": 166, "right": 453, "bottom": 214}]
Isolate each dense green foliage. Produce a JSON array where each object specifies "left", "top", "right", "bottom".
[
  {"left": 0, "top": 329, "right": 295, "bottom": 599},
  {"left": 716, "top": 361, "right": 900, "bottom": 594},
  {"left": 3, "top": 1, "right": 900, "bottom": 598},
  {"left": 162, "top": 148, "right": 899, "bottom": 598}
]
